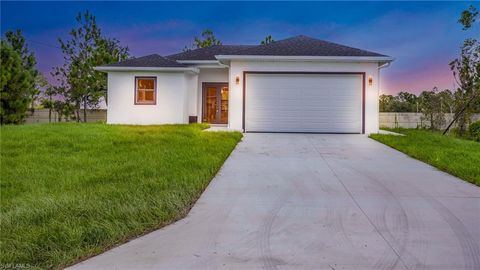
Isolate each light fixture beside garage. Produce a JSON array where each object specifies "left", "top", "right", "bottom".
[
  {"left": 368, "top": 76, "right": 373, "bottom": 86},
  {"left": 235, "top": 76, "right": 240, "bottom": 85}
]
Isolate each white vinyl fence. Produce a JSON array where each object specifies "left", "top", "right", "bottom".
[
  {"left": 379, "top": 113, "right": 480, "bottom": 129},
  {"left": 25, "top": 109, "right": 107, "bottom": 124}
]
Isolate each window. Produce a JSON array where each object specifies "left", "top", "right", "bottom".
[{"left": 135, "top": 77, "right": 156, "bottom": 105}]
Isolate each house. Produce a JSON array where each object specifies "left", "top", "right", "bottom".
[{"left": 95, "top": 35, "right": 393, "bottom": 134}]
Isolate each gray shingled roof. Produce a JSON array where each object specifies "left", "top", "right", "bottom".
[
  {"left": 222, "top": 35, "right": 387, "bottom": 57},
  {"left": 100, "top": 36, "right": 388, "bottom": 68},
  {"left": 167, "top": 45, "right": 256, "bottom": 61},
  {"left": 168, "top": 36, "right": 387, "bottom": 60},
  {"left": 103, "top": 54, "right": 187, "bottom": 67}
]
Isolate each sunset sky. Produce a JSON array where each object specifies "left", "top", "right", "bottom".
[{"left": 1, "top": 1, "right": 475, "bottom": 95}]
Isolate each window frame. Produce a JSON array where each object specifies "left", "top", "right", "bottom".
[{"left": 134, "top": 76, "right": 157, "bottom": 105}]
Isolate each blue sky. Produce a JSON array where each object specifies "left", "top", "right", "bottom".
[{"left": 1, "top": 1, "right": 476, "bottom": 94}]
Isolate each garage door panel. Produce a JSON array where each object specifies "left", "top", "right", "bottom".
[
  {"left": 245, "top": 73, "right": 362, "bottom": 133},
  {"left": 248, "top": 110, "right": 361, "bottom": 120},
  {"left": 247, "top": 95, "right": 359, "bottom": 105},
  {"left": 249, "top": 108, "right": 359, "bottom": 116}
]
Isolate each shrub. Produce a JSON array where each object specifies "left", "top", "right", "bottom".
[{"left": 469, "top": 121, "right": 480, "bottom": 142}]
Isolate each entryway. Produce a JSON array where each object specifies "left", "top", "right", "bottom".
[{"left": 202, "top": 83, "right": 228, "bottom": 124}]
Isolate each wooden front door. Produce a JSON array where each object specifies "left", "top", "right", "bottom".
[{"left": 202, "top": 83, "right": 228, "bottom": 124}]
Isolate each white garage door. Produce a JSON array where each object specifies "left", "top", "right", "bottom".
[{"left": 245, "top": 73, "right": 363, "bottom": 133}]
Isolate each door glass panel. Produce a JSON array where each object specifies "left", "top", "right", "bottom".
[
  {"left": 220, "top": 87, "right": 229, "bottom": 123},
  {"left": 205, "top": 87, "right": 217, "bottom": 123}
]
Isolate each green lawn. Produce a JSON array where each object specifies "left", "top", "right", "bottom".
[
  {"left": 370, "top": 128, "right": 480, "bottom": 186},
  {"left": 0, "top": 123, "right": 242, "bottom": 269}
]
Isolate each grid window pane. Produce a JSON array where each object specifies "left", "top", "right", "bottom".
[
  {"left": 138, "top": 90, "right": 145, "bottom": 101},
  {"left": 144, "top": 90, "right": 154, "bottom": 101},
  {"left": 136, "top": 78, "right": 156, "bottom": 104},
  {"left": 138, "top": 79, "right": 154, "bottom": 90}
]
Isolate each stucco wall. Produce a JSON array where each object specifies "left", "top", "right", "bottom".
[
  {"left": 228, "top": 60, "right": 381, "bottom": 133},
  {"left": 185, "top": 72, "right": 198, "bottom": 118},
  {"left": 105, "top": 63, "right": 384, "bottom": 131},
  {"left": 107, "top": 71, "right": 188, "bottom": 125},
  {"left": 196, "top": 68, "right": 229, "bottom": 122}
]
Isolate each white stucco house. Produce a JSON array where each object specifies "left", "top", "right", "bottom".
[{"left": 95, "top": 35, "right": 393, "bottom": 134}]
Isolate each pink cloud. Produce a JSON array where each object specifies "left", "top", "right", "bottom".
[{"left": 381, "top": 61, "right": 456, "bottom": 95}]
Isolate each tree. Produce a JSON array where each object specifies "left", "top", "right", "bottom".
[
  {"left": 397, "top": 92, "right": 418, "bottom": 112},
  {"left": 52, "top": 99, "right": 75, "bottom": 122},
  {"left": 379, "top": 92, "right": 419, "bottom": 112},
  {"left": 459, "top": 5, "right": 479, "bottom": 30},
  {"left": 1, "top": 30, "right": 39, "bottom": 123},
  {"left": 4, "top": 30, "right": 38, "bottom": 81},
  {"left": 194, "top": 30, "right": 221, "bottom": 48},
  {"left": 379, "top": 94, "right": 394, "bottom": 112},
  {"left": 0, "top": 42, "right": 31, "bottom": 124},
  {"left": 261, "top": 35, "right": 275, "bottom": 45},
  {"left": 30, "top": 74, "right": 49, "bottom": 113},
  {"left": 184, "top": 30, "right": 222, "bottom": 51},
  {"left": 5, "top": 30, "right": 39, "bottom": 113},
  {"left": 437, "top": 89, "right": 455, "bottom": 113},
  {"left": 419, "top": 88, "right": 446, "bottom": 130},
  {"left": 55, "top": 11, "right": 129, "bottom": 122},
  {"left": 444, "top": 5, "right": 480, "bottom": 135},
  {"left": 39, "top": 76, "right": 57, "bottom": 122}
]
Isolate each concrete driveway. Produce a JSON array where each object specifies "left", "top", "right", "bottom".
[{"left": 69, "top": 133, "right": 480, "bottom": 270}]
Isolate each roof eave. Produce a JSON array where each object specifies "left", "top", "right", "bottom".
[
  {"left": 176, "top": 60, "right": 220, "bottom": 64},
  {"left": 94, "top": 66, "right": 199, "bottom": 73},
  {"left": 215, "top": 55, "right": 394, "bottom": 63},
  {"left": 176, "top": 60, "right": 229, "bottom": 69}
]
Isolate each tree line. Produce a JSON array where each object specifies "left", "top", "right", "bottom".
[
  {"left": 380, "top": 88, "right": 480, "bottom": 130},
  {"left": 0, "top": 12, "right": 276, "bottom": 125}
]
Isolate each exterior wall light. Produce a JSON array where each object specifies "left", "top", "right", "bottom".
[
  {"left": 235, "top": 76, "right": 240, "bottom": 85},
  {"left": 368, "top": 76, "right": 373, "bottom": 86}
]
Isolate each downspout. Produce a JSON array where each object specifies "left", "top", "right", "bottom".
[{"left": 377, "top": 61, "right": 392, "bottom": 133}]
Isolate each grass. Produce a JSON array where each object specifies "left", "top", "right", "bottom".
[
  {"left": 0, "top": 123, "right": 242, "bottom": 269},
  {"left": 370, "top": 128, "right": 480, "bottom": 186}
]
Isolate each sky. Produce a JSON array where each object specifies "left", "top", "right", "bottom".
[{"left": 1, "top": 1, "right": 477, "bottom": 95}]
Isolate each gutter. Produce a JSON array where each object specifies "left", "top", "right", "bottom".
[
  {"left": 215, "top": 55, "right": 395, "bottom": 63},
  {"left": 94, "top": 66, "right": 199, "bottom": 73},
  {"left": 378, "top": 61, "right": 391, "bottom": 69},
  {"left": 176, "top": 60, "right": 220, "bottom": 64},
  {"left": 176, "top": 60, "right": 229, "bottom": 68}
]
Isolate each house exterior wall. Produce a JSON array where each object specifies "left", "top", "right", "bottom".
[
  {"left": 107, "top": 71, "right": 189, "bottom": 125},
  {"left": 228, "top": 60, "right": 381, "bottom": 134},
  {"left": 196, "top": 68, "right": 229, "bottom": 122},
  {"left": 106, "top": 62, "right": 383, "bottom": 132},
  {"left": 185, "top": 72, "right": 198, "bottom": 120}
]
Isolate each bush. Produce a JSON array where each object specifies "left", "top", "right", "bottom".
[{"left": 469, "top": 121, "right": 480, "bottom": 141}]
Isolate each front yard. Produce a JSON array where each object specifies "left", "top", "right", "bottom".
[
  {"left": 370, "top": 128, "right": 480, "bottom": 186},
  {"left": 0, "top": 123, "right": 242, "bottom": 269}
]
